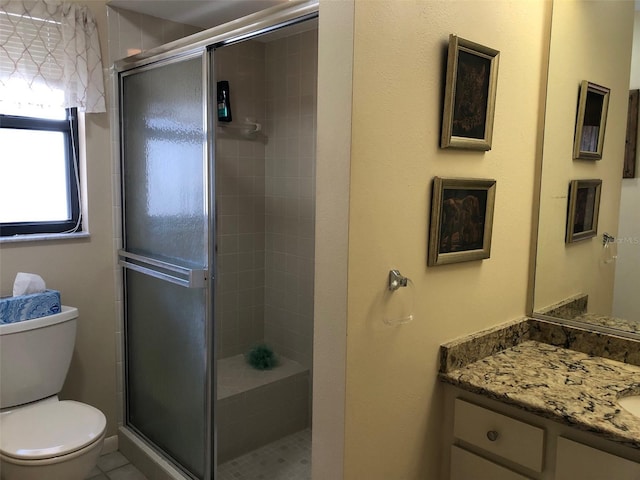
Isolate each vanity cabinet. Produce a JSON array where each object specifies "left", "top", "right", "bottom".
[
  {"left": 453, "top": 399, "right": 544, "bottom": 473},
  {"left": 450, "top": 445, "right": 530, "bottom": 480},
  {"left": 555, "top": 437, "right": 640, "bottom": 480},
  {"left": 444, "top": 386, "right": 640, "bottom": 480}
]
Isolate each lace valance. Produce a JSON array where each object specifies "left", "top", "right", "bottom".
[{"left": 0, "top": 0, "right": 106, "bottom": 113}]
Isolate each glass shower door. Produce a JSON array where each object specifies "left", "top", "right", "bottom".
[{"left": 118, "top": 51, "right": 213, "bottom": 479}]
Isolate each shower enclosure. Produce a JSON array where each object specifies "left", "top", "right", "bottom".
[{"left": 116, "top": 2, "right": 317, "bottom": 479}]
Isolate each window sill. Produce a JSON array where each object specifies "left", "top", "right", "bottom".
[{"left": 0, "top": 231, "right": 90, "bottom": 244}]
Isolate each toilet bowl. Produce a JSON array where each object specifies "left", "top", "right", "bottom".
[
  {"left": 0, "top": 307, "right": 107, "bottom": 480},
  {"left": 0, "top": 398, "right": 106, "bottom": 480}
]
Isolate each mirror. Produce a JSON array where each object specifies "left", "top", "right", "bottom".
[{"left": 532, "top": 1, "right": 640, "bottom": 338}]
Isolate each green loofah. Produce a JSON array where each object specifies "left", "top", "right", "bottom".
[{"left": 246, "top": 344, "right": 278, "bottom": 370}]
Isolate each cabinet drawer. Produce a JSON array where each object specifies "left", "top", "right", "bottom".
[
  {"left": 555, "top": 437, "right": 640, "bottom": 479},
  {"left": 450, "top": 446, "right": 532, "bottom": 480},
  {"left": 453, "top": 399, "right": 544, "bottom": 472}
]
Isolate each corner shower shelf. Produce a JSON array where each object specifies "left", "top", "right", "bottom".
[{"left": 216, "top": 120, "right": 267, "bottom": 142}]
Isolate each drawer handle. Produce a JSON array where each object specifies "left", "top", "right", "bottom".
[{"left": 486, "top": 430, "right": 499, "bottom": 442}]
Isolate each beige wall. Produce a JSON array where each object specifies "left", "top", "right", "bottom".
[
  {"left": 613, "top": 12, "right": 640, "bottom": 320},
  {"left": 534, "top": 1, "right": 634, "bottom": 314},
  {"left": 339, "top": 1, "right": 551, "bottom": 478},
  {"left": 0, "top": 1, "right": 118, "bottom": 436},
  {"left": 106, "top": 6, "right": 201, "bottom": 64}
]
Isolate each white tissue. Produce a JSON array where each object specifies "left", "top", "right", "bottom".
[{"left": 13, "top": 272, "right": 46, "bottom": 296}]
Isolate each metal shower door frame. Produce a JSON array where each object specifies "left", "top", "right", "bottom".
[{"left": 117, "top": 47, "right": 215, "bottom": 479}]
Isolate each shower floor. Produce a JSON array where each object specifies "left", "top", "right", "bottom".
[{"left": 217, "top": 429, "right": 311, "bottom": 480}]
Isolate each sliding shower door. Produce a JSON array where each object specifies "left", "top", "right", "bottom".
[{"left": 118, "top": 51, "right": 214, "bottom": 479}]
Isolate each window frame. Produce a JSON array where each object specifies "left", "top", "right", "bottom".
[{"left": 0, "top": 108, "right": 81, "bottom": 236}]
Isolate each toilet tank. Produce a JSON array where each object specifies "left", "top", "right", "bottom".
[{"left": 0, "top": 306, "right": 78, "bottom": 409}]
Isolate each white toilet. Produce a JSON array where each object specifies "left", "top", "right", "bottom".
[{"left": 0, "top": 306, "right": 106, "bottom": 480}]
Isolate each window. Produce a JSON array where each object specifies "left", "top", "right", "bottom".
[
  {"left": 0, "top": 107, "right": 81, "bottom": 236},
  {"left": 0, "top": 1, "right": 106, "bottom": 238}
]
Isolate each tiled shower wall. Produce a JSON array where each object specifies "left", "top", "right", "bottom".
[
  {"left": 264, "top": 30, "right": 317, "bottom": 369},
  {"left": 215, "top": 29, "right": 317, "bottom": 368},
  {"left": 215, "top": 41, "right": 267, "bottom": 360}
]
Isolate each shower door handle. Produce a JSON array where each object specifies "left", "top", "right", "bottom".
[{"left": 118, "top": 250, "right": 207, "bottom": 288}]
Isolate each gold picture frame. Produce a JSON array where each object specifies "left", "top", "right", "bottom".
[
  {"left": 573, "top": 81, "right": 610, "bottom": 160},
  {"left": 428, "top": 177, "right": 497, "bottom": 266},
  {"left": 441, "top": 35, "right": 500, "bottom": 151},
  {"left": 566, "top": 179, "right": 602, "bottom": 243}
]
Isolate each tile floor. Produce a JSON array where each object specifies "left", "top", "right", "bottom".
[
  {"left": 87, "top": 428, "right": 311, "bottom": 480},
  {"left": 217, "top": 429, "right": 311, "bottom": 480},
  {"left": 86, "top": 451, "right": 148, "bottom": 480}
]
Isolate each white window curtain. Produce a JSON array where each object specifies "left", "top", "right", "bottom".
[{"left": 0, "top": 0, "right": 106, "bottom": 113}]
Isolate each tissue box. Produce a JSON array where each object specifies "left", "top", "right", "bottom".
[{"left": 0, "top": 290, "right": 61, "bottom": 324}]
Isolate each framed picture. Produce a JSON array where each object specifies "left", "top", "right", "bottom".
[
  {"left": 565, "top": 179, "right": 602, "bottom": 243},
  {"left": 441, "top": 34, "right": 500, "bottom": 151},
  {"left": 573, "top": 81, "right": 610, "bottom": 160},
  {"left": 428, "top": 177, "right": 497, "bottom": 266},
  {"left": 623, "top": 89, "right": 638, "bottom": 178}
]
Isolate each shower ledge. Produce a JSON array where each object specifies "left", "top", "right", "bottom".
[{"left": 217, "top": 354, "right": 308, "bottom": 400}]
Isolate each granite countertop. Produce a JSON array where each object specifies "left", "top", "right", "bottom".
[{"left": 440, "top": 320, "right": 640, "bottom": 449}]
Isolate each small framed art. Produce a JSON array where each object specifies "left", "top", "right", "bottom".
[
  {"left": 441, "top": 34, "right": 500, "bottom": 151},
  {"left": 566, "top": 179, "right": 602, "bottom": 243},
  {"left": 428, "top": 177, "right": 497, "bottom": 266},
  {"left": 573, "top": 81, "right": 610, "bottom": 160}
]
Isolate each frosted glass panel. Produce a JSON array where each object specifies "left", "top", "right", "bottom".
[
  {"left": 122, "top": 56, "right": 206, "bottom": 266},
  {"left": 126, "top": 270, "right": 206, "bottom": 478},
  {"left": 120, "top": 54, "right": 210, "bottom": 479}
]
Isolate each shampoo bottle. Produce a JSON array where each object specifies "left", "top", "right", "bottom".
[{"left": 217, "top": 81, "right": 232, "bottom": 122}]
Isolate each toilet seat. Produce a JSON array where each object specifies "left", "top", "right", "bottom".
[{"left": 0, "top": 400, "right": 106, "bottom": 461}]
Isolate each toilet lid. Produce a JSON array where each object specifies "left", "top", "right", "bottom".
[{"left": 0, "top": 400, "right": 106, "bottom": 460}]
